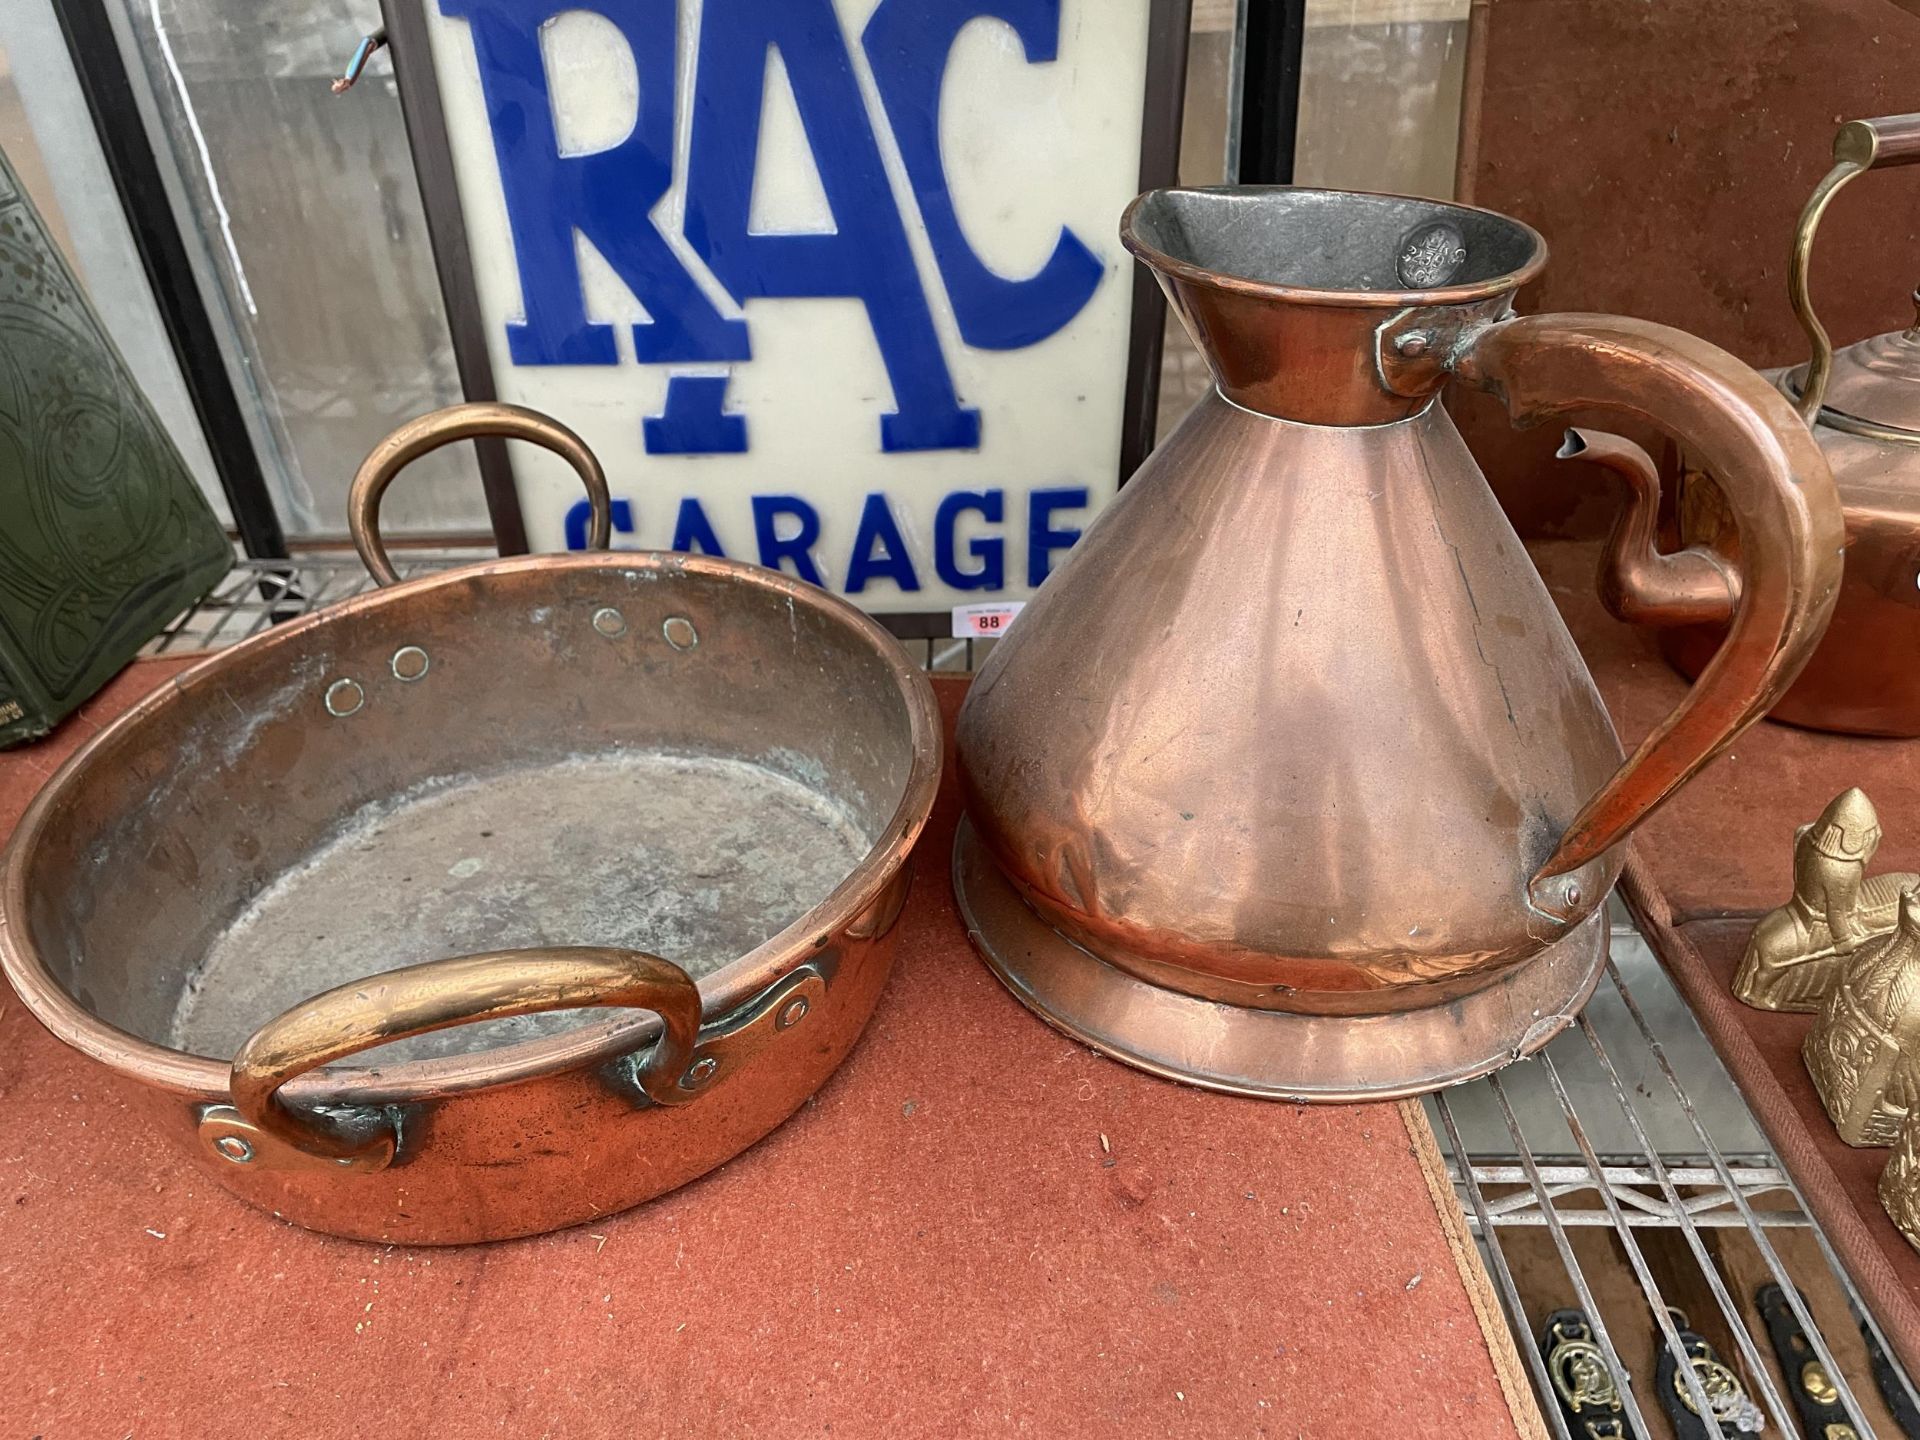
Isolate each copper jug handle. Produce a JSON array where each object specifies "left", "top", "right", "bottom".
[
  {"left": 348, "top": 402, "right": 613, "bottom": 585},
  {"left": 1790, "top": 113, "right": 1920, "bottom": 422},
  {"left": 1454, "top": 313, "right": 1843, "bottom": 896},
  {"left": 227, "top": 947, "right": 703, "bottom": 1169}
]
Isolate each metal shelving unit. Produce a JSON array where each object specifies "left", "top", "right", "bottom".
[
  {"left": 1434, "top": 928, "right": 1920, "bottom": 1436},
  {"left": 145, "top": 553, "right": 475, "bottom": 654},
  {"left": 151, "top": 564, "right": 1920, "bottom": 1435},
  {"left": 147, "top": 554, "right": 997, "bottom": 670}
]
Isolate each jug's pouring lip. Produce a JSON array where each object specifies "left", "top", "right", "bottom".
[{"left": 1120, "top": 185, "right": 1548, "bottom": 310}]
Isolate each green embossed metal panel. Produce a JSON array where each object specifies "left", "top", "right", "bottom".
[{"left": 0, "top": 146, "right": 231, "bottom": 747}]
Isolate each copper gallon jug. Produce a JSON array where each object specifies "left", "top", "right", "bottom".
[{"left": 952, "top": 186, "right": 1844, "bottom": 1101}]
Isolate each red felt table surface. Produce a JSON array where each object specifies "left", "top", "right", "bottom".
[
  {"left": 0, "top": 659, "right": 1534, "bottom": 1438},
  {"left": 1535, "top": 540, "right": 1920, "bottom": 1380}
]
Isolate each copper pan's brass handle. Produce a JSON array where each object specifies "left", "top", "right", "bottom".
[
  {"left": 229, "top": 947, "right": 703, "bottom": 1168},
  {"left": 347, "top": 401, "right": 611, "bottom": 586},
  {"left": 1455, "top": 313, "right": 1843, "bottom": 900},
  {"left": 1791, "top": 113, "right": 1920, "bottom": 422}
]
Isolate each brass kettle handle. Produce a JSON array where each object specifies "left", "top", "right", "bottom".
[
  {"left": 1790, "top": 113, "right": 1920, "bottom": 422},
  {"left": 347, "top": 402, "right": 612, "bottom": 586},
  {"left": 229, "top": 946, "right": 703, "bottom": 1168},
  {"left": 1456, "top": 313, "right": 1843, "bottom": 899}
]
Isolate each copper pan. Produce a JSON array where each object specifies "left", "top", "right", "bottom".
[{"left": 0, "top": 404, "right": 941, "bottom": 1244}]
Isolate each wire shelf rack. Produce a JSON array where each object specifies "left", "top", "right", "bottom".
[
  {"left": 155, "top": 555, "right": 1918, "bottom": 1435},
  {"left": 146, "top": 555, "right": 995, "bottom": 670},
  {"left": 1432, "top": 927, "right": 1920, "bottom": 1437}
]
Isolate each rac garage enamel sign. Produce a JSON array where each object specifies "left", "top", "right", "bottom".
[{"left": 423, "top": 0, "right": 1157, "bottom": 611}]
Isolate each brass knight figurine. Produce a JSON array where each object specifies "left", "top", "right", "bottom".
[
  {"left": 1805, "top": 887, "right": 1920, "bottom": 1146},
  {"left": 1736, "top": 788, "right": 1918, "bottom": 1011}
]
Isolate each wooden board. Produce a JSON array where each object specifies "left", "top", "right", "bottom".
[{"left": 1453, "top": 0, "right": 1920, "bottom": 538}]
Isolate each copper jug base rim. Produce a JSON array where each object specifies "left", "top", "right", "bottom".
[{"left": 952, "top": 818, "right": 1608, "bottom": 1103}]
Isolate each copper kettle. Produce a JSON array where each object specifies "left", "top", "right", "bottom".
[
  {"left": 1639, "top": 114, "right": 1920, "bottom": 737},
  {"left": 952, "top": 186, "right": 1842, "bottom": 1101}
]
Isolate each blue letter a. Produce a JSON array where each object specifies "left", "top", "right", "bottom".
[{"left": 684, "top": 0, "right": 980, "bottom": 452}]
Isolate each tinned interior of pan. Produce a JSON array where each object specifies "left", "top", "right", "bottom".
[{"left": 20, "top": 559, "right": 919, "bottom": 1065}]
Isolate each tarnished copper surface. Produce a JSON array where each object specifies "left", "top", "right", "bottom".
[
  {"left": 0, "top": 406, "right": 942, "bottom": 1244},
  {"left": 953, "top": 816, "right": 1609, "bottom": 1102},
  {"left": 227, "top": 948, "right": 705, "bottom": 1166},
  {"left": 1736, "top": 789, "right": 1920, "bottom": 1013},
  {"left": 1120, "top": 186, "right": 1545, "bottom": 428},
  {"left": 956, "top": 186, "right": 1841, "bottom": 1101}
]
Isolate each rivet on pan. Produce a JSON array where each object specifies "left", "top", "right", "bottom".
[
  {"left": 680, "top": 1056, "right": 719, "bottom": 1091},
  {"left": 391, "top": 645, "right": 430, "bottom": 682},
  {"left": 324, "top": 678, "right": 365, "bottom": 718},
  {"left": 662, "top": 615, "right": 699, "bottom": 651},
  {"left": 592, "top": 607, "right": 628, "bottom": 638},
  {"left": 777, "top": 996, "right": 810, "bottom": 1030},
  {"left": 214, "top": 1135, "right": 255, "bottom": 1164}
]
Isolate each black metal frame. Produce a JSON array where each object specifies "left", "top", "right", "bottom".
[
  {"left": 382, "top": 0, "right": 1195, "bottom": 638},
  {"left": 1235, "top": 0, "right": 1307, "bottom": 184},
  {"left": 48, "top": 0, "right": 290, "bottom": 559},
  {"left": 1116, "top": 0, "right": 1192, "bottom": 495},
  {"left": 381, "top": 0, "right": 529, "bottom": 556}
]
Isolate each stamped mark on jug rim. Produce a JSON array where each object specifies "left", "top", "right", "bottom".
[{"left": 1397, "top": 221, "right": 1469, "bottom": 290}]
